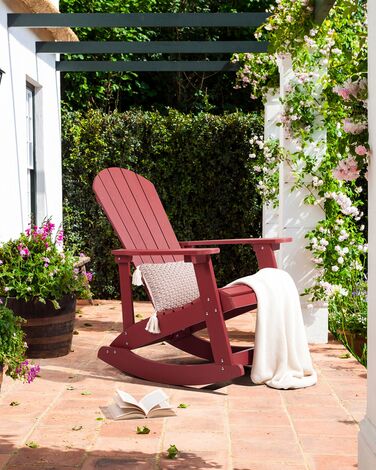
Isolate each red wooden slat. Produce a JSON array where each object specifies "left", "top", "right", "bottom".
[
  {"left": 95, "top": 170, "right": 152, "bottom": 264},
  {"left": 122, "top": 170, "right": 178, "bottom": 262},
  {"left": 113, "top": 247, "right": 220, "bottom": 257},
  {"left": 93, "top": 172, "right": 143, "bottom": 261},
  {"left": 93, "top": 168, "right": 182, "bottom": 265},
  {"left": 109, "top": 168, "right": 164, "bottom": 264},
  {"left": 136, "top": 173, "right": 183, "bottom": 261},
  {"left": 180, "top": 238, "right": 293, "bottom": 246},
  {"left": 219, "top": 284, "right": 257, "bottom": 313}
]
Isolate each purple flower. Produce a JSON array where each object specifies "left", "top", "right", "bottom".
[
  {"left": 85, "top": 272, "right": 93, "bottom": 282},
  {"left": 15, "top": 360, "right": 40, "bottom": 383},
  {"left": 18, "top": 244, "right": 30, "bottom": 258},
  {"left": 43, "top": 221, "right": 55, "bottom": 235},
  {"left": 56, "top": 230, "right": 64, "bottom": 245}
]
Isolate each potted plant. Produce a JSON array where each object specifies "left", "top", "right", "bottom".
[
  {"left": 0, "top": 220, "right": 92, "bottom": 358},
  {"left": 0, "top": 304, "right": 40, "bottom": 391}
]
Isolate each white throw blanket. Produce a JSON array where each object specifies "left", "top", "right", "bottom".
[{"left": 227, "top": 268, "right": 317, "bottom": 389}]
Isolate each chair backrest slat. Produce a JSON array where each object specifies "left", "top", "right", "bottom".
[{"left": 93, "top": 168, "right": 183, "bottom": 265}]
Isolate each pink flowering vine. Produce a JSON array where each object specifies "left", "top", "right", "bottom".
[
  {"left": 355, "top": 145, "right": 369, "bottom": 157},
  {"left": 343, "top": 118, "right": 367, "bottom": 135},
  {"left": 332, "top": 156, "right": 360, "bottom": 181}
]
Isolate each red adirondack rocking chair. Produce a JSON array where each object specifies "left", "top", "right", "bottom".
[{"left": 93, "top": 167, "right": 292, "bottom": 385}]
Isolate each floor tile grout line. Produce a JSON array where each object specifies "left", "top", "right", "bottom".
[
  {"left": 4, "top": 381, "right": 70, "bottom": 468},
  {"left": 156, "top": 400, "right": 169, "bottom": 469},
  {"left": 280, "top": 388, "right": 311, "bottom": 470},
  {"left": 5, "top": 313, "right": 118, "bottom": 470},
  {"left": 315, "top": 363, "right": 362, "bottom": 427},
  {"left": 224, "top": 386, "right": 233, "bottom": 470},
  {"left": 73, "top": 319, "right": 123, "bottom": 469}
]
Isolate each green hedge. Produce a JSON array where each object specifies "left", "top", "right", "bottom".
[{"left": 62, "top": 109, "right": 263, "bottom": 298}]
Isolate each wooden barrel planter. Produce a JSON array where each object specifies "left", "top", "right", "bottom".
[
  {"left": 4, "top": 295, "right": 76, "bottom": 358},
  {"left": 337, "top": 329, "right": 367, "bottom": 359}
]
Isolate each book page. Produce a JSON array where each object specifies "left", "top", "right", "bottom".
[
  {"left": 106, "top": 402, "right": 144, "bottom": 420},
  {"left": 148, "top": 407, "right": 176, "bottom": 418},
  {"left": 114, "top": 395, "right": 142, "bottom": 411},
  {"left": 139, "top": 388, "right": 170, "bottom": 415},
  {"left": 116, "top": 389, "right": 140, "bottom": 407}
]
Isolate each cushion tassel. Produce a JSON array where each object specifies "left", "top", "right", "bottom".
[
  {"left": 132, "top": 266, "right": 143, "bottom": 286},
  {"left": 145, "top": 310, "right": 160, "bottom": 334}
]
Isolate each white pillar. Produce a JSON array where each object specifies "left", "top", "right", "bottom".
[
  {"left": 263, "top": 55, "right": 328, "bottom": 343},
  {"left": 358, "top": 1, "right": 376, "bottom": 467},
  {"left": 263, "top": 90, "right": 282, "bottom": 267}
]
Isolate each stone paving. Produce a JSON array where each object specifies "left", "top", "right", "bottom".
[{"left": 0, "top": 300, "right": 366, "bottom": 469}]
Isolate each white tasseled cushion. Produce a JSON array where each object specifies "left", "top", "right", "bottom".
[{"left": 139, "top": 261, "right": 200, "bottom": 312}]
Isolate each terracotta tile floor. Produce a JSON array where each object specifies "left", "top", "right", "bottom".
[{"left": 0, "top": 300, "right": 366, "bottom": 470}]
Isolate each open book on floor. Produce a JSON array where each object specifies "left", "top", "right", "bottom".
[{"left": 106, "top": 388, "right": 176, "bottom": 420}]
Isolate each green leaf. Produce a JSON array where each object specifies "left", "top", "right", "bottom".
[
  {"left": 81, "top": 391, "right": 91, "bottom": 395},
  {"left": 72, "top": 425, "right": 83, "bottom": 431},
  {"left": 136, "top": 426, "right": 150, "bottom": 435},
  {"left": 9, "top": 401, "right": 20, "bottom": 407},
  {"left": 167, "top": 444, "right": 179, "bottom": 459},
  {"left": 339, "top": 353, "right": 351, "bottom": 359},
  {"left": 66, "top": 386, "right": 75, "bottom": 391},
  {"left": 177, "top": 403, "right": 189, "bottom": 409},
  {"left": 26, "top": 441, "right": 38, "bottom": 448},
  {"left": 96, "top": 417, "right": 105, "bottom": 421}
]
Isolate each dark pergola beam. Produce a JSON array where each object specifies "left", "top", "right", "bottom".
[
  {"left": 8, "top": 12, "right": 269, "bottom": 28},
  {"left": 56, "top": 60, "right": 240, "bottom": 72},
  {"left": 314, "top": 0, "right": 336, "bottom": 23},
  {"left": 37, "top": 40, "right": 269, "bottom": 54}
]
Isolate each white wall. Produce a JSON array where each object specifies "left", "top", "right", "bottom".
[
  {"left": 358, "top": 1, "right": 376, "bottom": 467},
  {"left": 0, "top": 0, "right": 62, "bottom": 240}
]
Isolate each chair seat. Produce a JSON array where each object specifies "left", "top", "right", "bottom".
[{"left": 219, "top": 284, "right": 257, "bottom": 313}]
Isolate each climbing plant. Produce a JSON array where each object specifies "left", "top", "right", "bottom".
[{"left": 234, "top": 0, "right": 368, "bottom": 363}]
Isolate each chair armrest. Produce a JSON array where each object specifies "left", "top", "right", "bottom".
[
  {"left": 112, "top": 247, "right": 220, "bottom": 259},
  {"left": 180, "top": 238, "right": 292, "bottom": 249}
]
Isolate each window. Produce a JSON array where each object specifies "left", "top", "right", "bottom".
[{"left": 26, "top": 85, "right": 36, "bottom": 220}]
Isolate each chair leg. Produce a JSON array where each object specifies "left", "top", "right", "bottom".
[
  {"left": 115, "top": 256, "right": 135, "bottom": 328},
  {"left": 193, "top": 256, "right": 234, "bottom": 365}
]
